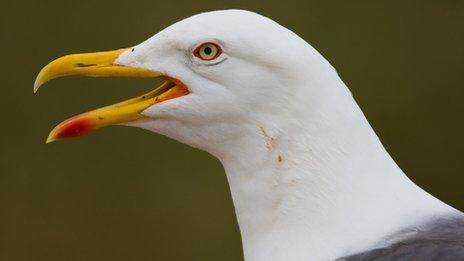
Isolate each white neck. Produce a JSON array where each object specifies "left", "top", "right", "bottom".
[{"left": 209, "top": 77, "right": 454, "bottom": 261}]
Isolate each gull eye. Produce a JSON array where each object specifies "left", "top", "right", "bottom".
[{"left": 194, "top": 42, "right": 221, "bottom": 61}]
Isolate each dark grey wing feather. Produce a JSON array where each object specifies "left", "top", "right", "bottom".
[{"left": 339, "top": 217, "right": 464, "bottom": 261}]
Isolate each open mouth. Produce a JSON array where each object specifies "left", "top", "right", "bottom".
[
  {"left": 34, "top": 48, "right": 190, "bottom": 143},
  {"left": 45, "top": 79, "right": 189, "bottom": 143}
]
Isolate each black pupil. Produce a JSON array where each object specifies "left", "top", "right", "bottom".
[{"left": 203, "top": 46, "right": 213, "bottom": 55}]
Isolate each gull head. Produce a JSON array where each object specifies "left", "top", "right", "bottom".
[
  {"left": 35, "top": 9, "right": 339, "bottom": 154},
  {"left": 34, "top": 10, "right": 454, "bottom": 261}
]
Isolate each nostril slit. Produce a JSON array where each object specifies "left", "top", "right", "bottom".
[{"left": 76, "top": 63, "right": 97, "bottom": 68}]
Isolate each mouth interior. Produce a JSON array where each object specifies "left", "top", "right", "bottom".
[
  {"left": 47, "top": 77, "right": 189, "bottom": 142},
  {"left": 140, "top": 78, "right": 188, "bottom": 104}
]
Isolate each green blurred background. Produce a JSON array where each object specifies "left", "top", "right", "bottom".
[{"left": 1, "top": 1, "right": 463, "bottom": 260}]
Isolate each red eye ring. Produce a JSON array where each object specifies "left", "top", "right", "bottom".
[{"left": 193, "top": 42, "right": 222, "bottom": 61}]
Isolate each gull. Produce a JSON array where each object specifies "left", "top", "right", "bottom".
[{"left": 34, "top": 9, "right": 464, "bottom": 261}]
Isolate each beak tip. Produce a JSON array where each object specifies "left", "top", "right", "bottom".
[
  {"left": 46, "top": 126, "right": 60, "bottom": 143},
  {"left": 34, "top": 64, "right": 50, "bottom": 93},
  {"left": 46, "top": 134, "right": 56, "bottom": 144},
  {"left": 33, "top": 77, "right": 43, "bottom": 93}
]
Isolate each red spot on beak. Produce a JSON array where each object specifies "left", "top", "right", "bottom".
[{"left": 52, "top": 116, "right": 94, "bottom": 140}]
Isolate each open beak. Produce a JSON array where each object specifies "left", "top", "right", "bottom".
[{"left": 34, "top": 48, "right": 189, "bottom": 143}]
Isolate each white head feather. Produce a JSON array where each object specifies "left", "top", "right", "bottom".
[{"left": 116, "top": 10, "right": 457, "bottom": 261}]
